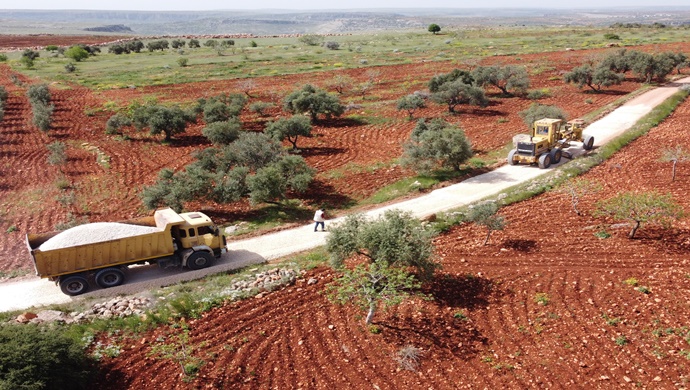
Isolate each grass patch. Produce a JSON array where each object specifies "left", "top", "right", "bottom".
[
  {"left": 8, "top": 28, "right": 690, "bottom": 91},
  {"left": 227, "top": 200, "right": 313, "bottom": 236},
  {"left": 361, "top": 175, "right": 440, "bottom": 205}
]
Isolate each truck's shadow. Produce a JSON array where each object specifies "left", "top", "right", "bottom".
[{"left": 81, "top": 249, "right": 266, "bottom": 299}]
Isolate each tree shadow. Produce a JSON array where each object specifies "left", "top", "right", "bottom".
[
  {"left": 317, "top": 117, "right": 365, "bottom": 128},
  {"left": 376, "top": 273, "right": 499, "bottom": 361},
  {"left": 425, "top": 273, "right": 497, "bottom": 309},
  {"left": 169, "top": 134, "right": 209, "bottom": 148},
  {"left": 502, "top": 239, "right": 538, "bottom": 253},
  {"left": 300, "top": 179, "right": 356, "bottom": 209},
  {"left": 299, "top": 146, "right": 347, "bottom": 158}
]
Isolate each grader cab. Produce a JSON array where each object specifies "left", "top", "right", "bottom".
[{"left": 507, "top": 118, "right": 594, "bottom": 169}]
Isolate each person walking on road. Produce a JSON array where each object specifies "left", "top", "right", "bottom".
[{"left": 313, "top": 209, "right": 326, "bottom": 232}]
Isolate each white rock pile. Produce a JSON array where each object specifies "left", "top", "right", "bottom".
[
  {"left": 73, "top": 296, "right": 152, "bottom": 322},
  {"left": 39, "top": 223, "right": 161, "bottom": 250},
  {"left": 14, "top": 296, "right": 152, "bottom": 324},
  {"left": 222, "top": 267, "right": 303, "bottom": 298}
]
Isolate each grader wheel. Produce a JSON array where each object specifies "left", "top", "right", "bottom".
[{"left": 538, "top": 154, "right": 551, "bottom": 169}]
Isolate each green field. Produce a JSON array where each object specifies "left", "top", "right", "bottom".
[{"left": 5, "top": 26, "right": 690, "bottom": 90}]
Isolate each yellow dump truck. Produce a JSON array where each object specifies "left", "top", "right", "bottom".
[{"left": 26, "top": 208, "right": 227, "bottom": 296}]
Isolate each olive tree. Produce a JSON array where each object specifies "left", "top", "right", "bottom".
[
  {"left": 595, "top": 191, "right": 684, "bottom": 238},
  {"left": 554, "top": 179, "right": 602, "bottom": 216},
  {"left": 325, "top": 74, "right": 354, "bottom": 94},
  {"left": 264, "top": 115, "right": 312, "bottom": 150},
  {"left": 563, "top": 64, "right": 624, "bottom": 91},
  {"left": 105, "top": 113, "right": 131, "bottom": 135},
  {"left": 466, "top": 202, "right": 506, "bottom": 245},
  {"left": 141, "top": 132, "right": 314, "bottom": 210},
  {"left": 396, "top": 94, "right": 426, "bottom": 118},
  {"left": 402, "top": 118, "right": 473, "bottom": 173},
  {"left": 519, "top": 103, "right": 567, "bottom": 129},
  {"left": 202, "top": 118, "right": 241, "bottom": 145},
  {"left": 46, "top": 141, "right": 67, "bottom": 166},
  {"left": 431, "top": 80, "right": 487, "bottom": 113},
  {"left": 27, "top": 83, "right": 51, "bottom": 106},
  {"left": 625, "top": 51, "right": 676, "bottom": 83},
  {"left": 660, "top": 145, "right": 690, "bottom": 181},
  {"left": 132, "top": 104, "right": 194, "bottom": 141},
  {"left": 0, "top": 325, "right": 94, "bottom": 390},
  {"left": 326, "top": 210, "right": 439, "bottom": 324},
  {"left": 283, "top": 84, "right": 344, "bottom": 123},
  {"left": 428, "top": 23, "right": 441, "bottom": 34},
  {"left": 471, "top": 65, "right": 530, "bottom": 95},
  {"left": 199, "top": 93, "right": 247, "bottom": 123}
]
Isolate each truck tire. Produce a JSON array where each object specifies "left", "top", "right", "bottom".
[
  {"left": 187, "top": 251, "right": 214, "bottom": 270},
  {"left": 549, "top": 149, "right": 562, "bottom": 164},
  {"left": 538, "top": 153, "right": 551, "bottom": 169},
  {"left": 59, "top": 275, "right": 89, "bottom": 296},
  {"left": 507, "top": 149, "right": 518, "bottom": 165},
  {"left": 95, "top": 268, "right": 125, "bottom": 289},
  {"left": 583, "top": 135, "right": 594, "bottom": 150}
]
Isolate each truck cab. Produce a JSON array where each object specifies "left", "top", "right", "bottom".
[{"left": 173, "top": 211, "right": 226, "bottom": 257}]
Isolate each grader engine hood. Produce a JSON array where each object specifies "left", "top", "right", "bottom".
[{"left": 516, "top": 136, "right": 548, "bottom": 156}]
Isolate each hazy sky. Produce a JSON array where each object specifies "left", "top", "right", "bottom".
[{"left": 2, "top": 1, "right": 688, "bottom": 11}]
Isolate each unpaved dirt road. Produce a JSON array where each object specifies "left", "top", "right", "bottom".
[{"left": 1, "top": 78, "right": 687, "bottom": 313}]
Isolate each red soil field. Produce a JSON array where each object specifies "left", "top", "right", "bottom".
[
  {"left": 95, "top": 83, "right": 690, "bottom": 390},
  {"left": 5, "top": 41, "right": 689, "bottom": 275},
  {"left": 1, "top": 35, "right": 690, "bottom": 388}
]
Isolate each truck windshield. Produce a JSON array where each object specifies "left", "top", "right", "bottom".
[
  {"left": 536, "top": 126, "right": 548, "bottom": 135},
  {"left": 198, "top": 226, "right": 213, "bottom": 236}
]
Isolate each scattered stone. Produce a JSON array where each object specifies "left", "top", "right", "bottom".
[
  {"left": 623, "top": 376, "right": 632, "bottom": 383},
  {"left": 15, "top": 312, "right": 38, "bottom": 323},
  {"left": 653, "top": 376, "right": 662, "bottom": 382},
  {"left": 307, "top": 277, "right": 318, "bottom": 285}
]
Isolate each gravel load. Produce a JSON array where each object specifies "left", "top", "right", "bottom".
[{"left": 39, "top": 222, "right": 161, "bottom": 251}]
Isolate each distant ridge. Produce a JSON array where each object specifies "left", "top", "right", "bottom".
[
  {"left": 0, "top": 7, "right": 689, "bottom": 35},
  {"left": 84, "top": 24, "right": 133, "bottom": 33}
]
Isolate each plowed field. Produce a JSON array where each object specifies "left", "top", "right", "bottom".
[
  {"left": 6, "top": 40, "right": 690, "bottom": 274},
  {"left": 2, "top": 35, "right": 690, "bottom": 389},
  {"left": 95, "top": 84, "right": 690, "bottom": 389}
]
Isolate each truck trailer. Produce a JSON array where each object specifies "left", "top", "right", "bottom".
[{"left": 26, "top": 208, "right": 227, "bottom": 296}]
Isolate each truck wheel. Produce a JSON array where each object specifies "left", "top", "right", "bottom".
[
  {"left": 187, "top": 251, "right": 214, "bottom": 270},
  {"left": 507, "top": 149, "right": 518, "bottom": 165},
  {"left": 549, "top": 149, "right": 562, "bottom": 164},
  {"left": 95, "top": 268, "right": 125, "bottom": 289},
  {"left": 59, "top": 275, "right": 89, "bottom": 296},
  {"left": 583, "top": 135, "right": 594, "bottom": 150},
  {"left": 538, "top": 154, "right": 551, "bottom": 169}
]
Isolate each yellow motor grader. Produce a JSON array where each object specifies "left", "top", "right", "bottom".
[{"left": 507, "top": 118, "right": 594, "bottom": 169}]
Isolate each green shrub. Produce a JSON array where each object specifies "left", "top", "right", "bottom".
[
  {"left": 105, "top": 113, "right": 132, "bottom": 135},
  {"left": 27, "top": 84, "right": 51, "bottom": 106},
  {"left": 526, "top": 89, "right": 551, "bottom": 100},
  {"left": 0, "top": 324, "right": 94, "bottom": 389},
  {"left": 47, "top": 141, "right": 67, "bottom": 166},
  {"left": 248, "top": 101, "right": 274, "bottom": 116}
]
